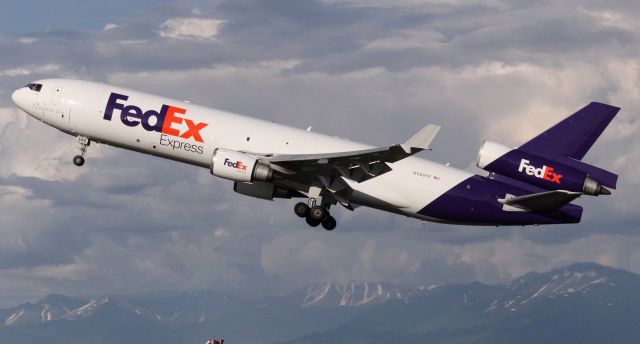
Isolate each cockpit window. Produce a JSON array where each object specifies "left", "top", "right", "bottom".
[{"left": 26, "top": 83, "right": 42, "bottom": 92}]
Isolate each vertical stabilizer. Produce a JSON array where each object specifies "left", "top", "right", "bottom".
[{"left": 518, "top": 102, "right": 620, "bottom": 160}]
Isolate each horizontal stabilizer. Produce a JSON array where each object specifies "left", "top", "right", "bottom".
[{"left": 499, "top": 190, "right": 582, "bottom": 212}]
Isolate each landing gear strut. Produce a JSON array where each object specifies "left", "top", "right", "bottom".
[
  {"left": 73, "top": 136, "right": 90, "bottom": 167},
  {"left": 293, "top": 200, "right": 337, "bottom": 231}
]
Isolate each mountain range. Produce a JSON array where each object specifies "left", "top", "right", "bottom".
[{"left": 1, "top": 262, "right": 639, "bottom": 343}]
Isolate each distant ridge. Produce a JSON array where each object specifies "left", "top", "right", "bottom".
[{"left": 1, "top": 262, "right": 639, "bottom": 344}]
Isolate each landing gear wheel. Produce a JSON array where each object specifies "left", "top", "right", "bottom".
[
  {"left": 321, "top": 216, "right": 337, "bottom": 231},
  {"left": 73, "top": 136, "right": 90, "bottom": 167},
  {"left": 305, "top": 216, "right": 321, "bottom": 227},
  {"left": 73, "top": 155, "right": 85, "bottom": 167},
  {"left": 309, "top": 206, "right": 328, "bottom": 221},
  {"left": 294, "top": 202, "right": 310, "bottom": 218}
]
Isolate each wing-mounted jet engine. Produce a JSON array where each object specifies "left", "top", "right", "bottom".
[{"left": 210, "top": 148, "right": 273, "bottom": 183}]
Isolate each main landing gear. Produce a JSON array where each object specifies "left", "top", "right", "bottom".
[
  {"left": 294, "top": 201, "right": 337, "bottom": 231},
  {"left": 73, "top": 136, "right": 90, "bottom": 167}
]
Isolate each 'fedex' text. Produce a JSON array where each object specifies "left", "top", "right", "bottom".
[
  {"left": 103, "top": 93, "right": 208, "bottom": 143},
  {"left": 224, "top": 158, "right": 248, "bottom": 171},
  {"left": 518, "top": 159, "right": 562, "bottom": 184}
]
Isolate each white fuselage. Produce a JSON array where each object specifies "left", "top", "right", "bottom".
[{"left": 12, "top": 79, "right": 473, "bottom": 222}]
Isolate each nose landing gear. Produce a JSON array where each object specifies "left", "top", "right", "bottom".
[
  {"left": 294, "top": 201, "right": 337, "bottom": 231},
  {"left": 72, "top": 155, "right": 85, "bottom": 167},
  {"left": 73, "top": 136, "right": 90, "bottom": 167}
]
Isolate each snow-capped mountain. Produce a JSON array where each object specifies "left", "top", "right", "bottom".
[
  {"left": 289, "top": 263, "right": 640, "bottom": 344},
  {"left": 123, "top": 290, "right": 242, "bottom": 323},
  {"left": 62, "top": 297, "right": 111, "bottom": 320},
  {"left": 484, "top": 262, "right": 639, "bottom": 312},
  {"left": 1, "top": 291, "right": 241, "bottom": 327},
  {"left": 283, "top": 281, "right": 444, "bottom": 308},
  {"left": 2, "top": 262, "right": 640, "bottom": 344},
  {"left": 298, "top": 282, "right": 405, "bottom": 307},
  {"left": 1, "top": 294, "right": 87, "bottom": 326}
]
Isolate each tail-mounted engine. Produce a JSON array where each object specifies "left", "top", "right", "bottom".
[
  {"left": 210, "top": 148, "right": 273, "bottom": 182},
  {"left": 477, "top": 141, "right": 612, "bottom": 196}
]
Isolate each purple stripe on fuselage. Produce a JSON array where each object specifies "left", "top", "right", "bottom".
[
  {"left": 487, "top": 172, "right": 544, "bottom": 193},
  {"left": 418, "top": 175, "right": 582, "bottom": 225}
]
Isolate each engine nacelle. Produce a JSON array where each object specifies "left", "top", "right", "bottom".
[
  {"left": 476, "top": 141, "right": 609, "bottom": 196},
  {"left": 210, "top": 148, "right": 273, "bottom": 182}
]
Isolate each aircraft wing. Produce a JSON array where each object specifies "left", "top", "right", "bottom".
[
  {"left": 499, "top": 190, "right": 582, "bottom": 212},
  {"left": 264, "top": 124, "right": 440, "bottom": 183}
]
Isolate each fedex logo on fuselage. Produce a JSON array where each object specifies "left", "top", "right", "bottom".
[
  {"left": 224, "top": 158, "right": 247, "bottom": 171},
  {"left": 103, "top": 93, "right": 208, "bottom": 143},
  {"left": 518, "top": 159, "right": 562, "bottom": 184}
]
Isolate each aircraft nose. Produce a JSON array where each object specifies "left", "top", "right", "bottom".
[{"left": 11, "top": 88, "right": 28, "bottom": 111}]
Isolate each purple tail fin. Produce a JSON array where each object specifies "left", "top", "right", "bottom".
[
  {"left": 519, "top": 102, "right": 620, "bottom": 160},
  {"left": 517, "top": 102, "right": 619, "bottom": 188}
]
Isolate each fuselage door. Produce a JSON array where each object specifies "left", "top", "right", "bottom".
[{"left": 43, "top": 85, "right": 70, "bottom": 128}]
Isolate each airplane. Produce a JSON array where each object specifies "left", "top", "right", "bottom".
[{"left": 11, "top": 79, "right": 619, "bottom": 230}]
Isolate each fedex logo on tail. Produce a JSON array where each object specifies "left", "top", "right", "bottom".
[
  {"left": 224, "top": 158, "right": 248, "bottom": 171},
  {"left": 103, "top": 93, "right": 208, "bottom": 143},
  {"left": 518, "top": 159, "right": 562, "bottom": 184}
]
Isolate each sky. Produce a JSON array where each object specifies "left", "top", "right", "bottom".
[{"left": 0, "top": 0, "right": 639, "bottom": 307}]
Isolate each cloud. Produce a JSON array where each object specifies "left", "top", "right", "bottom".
[
  {"left": 0, "top": 107, "right": 92, "bottom": 181},
  {"left": 0, "top": 64, "right": 60, "bottom": 77},
  {"left": 579, "top": 7, "right": 635, "bottom": 31},
  {"left": 18, "top": 37, "right": 38, "bottom": 44},
  {"left": 0, "top": 0, "right": 639, "bottom": 306},
  {"left": 260, "top": 231, "right": 640, "bottom": 286},
  {"left": 102, "top": 23, "right": 118, "bottom": 31},
  {"left": 159, "top": 17, "right": 225, "bottom": 40}
]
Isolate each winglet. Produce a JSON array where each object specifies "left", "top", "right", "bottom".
[{"left": 401, "top": 124, "right": 441, "bottom": 153}]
